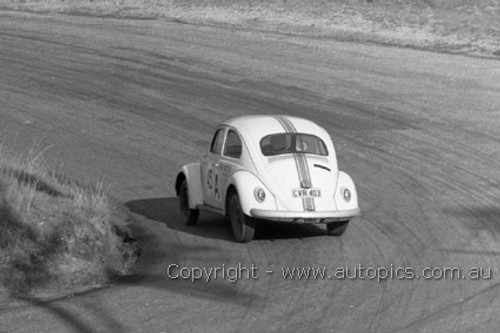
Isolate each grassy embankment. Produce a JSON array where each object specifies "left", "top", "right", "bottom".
[
  {"left": 0, "top": 143, "right": 138, "bottom": 297},
  {"left": 1, "top": 0, "right": 499, "bottom": 57}
]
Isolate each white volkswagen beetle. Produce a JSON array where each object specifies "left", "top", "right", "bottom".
[{"left": 175, "top": 115, "right": 360, "bottom": 242}]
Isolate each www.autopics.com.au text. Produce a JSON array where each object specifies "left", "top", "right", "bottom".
[{"left": 165, "top": 263, "right": 492, "bottom": 283}]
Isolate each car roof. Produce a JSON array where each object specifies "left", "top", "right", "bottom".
[{"left": 223, "top": 115, "right": 329, "bottom": 142}]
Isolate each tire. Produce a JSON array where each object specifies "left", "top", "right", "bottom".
[
  {"left": 178, "top": 180, "right": 199, "bottom": 225},
  {"left": 229, "top": 192, "right": 255, "bottom": 243},
  {"left": 327, "top": 221, "right": 349, "bottom": 236}
]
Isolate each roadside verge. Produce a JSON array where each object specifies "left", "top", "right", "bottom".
[
  {"left": 1, "top": 0, "right": 499, "bottom": 58},
  {"left": 0, "top": 143, "right": 140, "bottom": 299}
]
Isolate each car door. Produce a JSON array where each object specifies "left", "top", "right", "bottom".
[
  {"left": 202, "top": 127, "right": 225, "bottom": 209},
  {"left": 219, "top": 129, "right": 244, "bottom": 196}
]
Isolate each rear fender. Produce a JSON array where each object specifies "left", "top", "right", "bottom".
[
  {"left": 334, "top": 170, "right": 359, "bottom": 212},
  {"left": 226, "top": 171, "right": 277, "bottom": 216},
  {"left": 175, "top": 163, "right": 203, "bottom": 209}
]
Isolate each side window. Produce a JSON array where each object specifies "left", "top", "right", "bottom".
[
  {"left": 223, "top": 130, "right": 242, "bottom": 159},
  {"left": 210, "top": 129, "right": 225, "bottom": 154}
]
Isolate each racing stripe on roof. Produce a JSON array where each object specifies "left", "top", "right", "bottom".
[{"left": 274, "top": 116, "right": 316, "bottom": 212}]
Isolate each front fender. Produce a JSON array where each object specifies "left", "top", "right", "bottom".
[
  {"left": 334, "top": 170, "right": 359, "bottom": 212},
  {"left": 227, "top": 171, "right": 277, "bottom": 216},
  {"left": 175, "top": 163, "right": 203, "bottom": 209}
]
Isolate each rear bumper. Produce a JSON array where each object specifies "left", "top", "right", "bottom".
[{"left": 249, "top": 208, "right": 360, "bottom": 223}]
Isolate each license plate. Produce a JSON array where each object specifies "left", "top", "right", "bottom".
[{"left": 291, "top": 188, "right": 322, "bottom": 198}]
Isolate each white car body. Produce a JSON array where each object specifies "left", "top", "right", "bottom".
[{"left": 175, "top": 115, "right": 360, "bottom": 242}]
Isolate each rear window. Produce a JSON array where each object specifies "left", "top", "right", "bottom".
[{"left": 260, "top": 133, "right": 328, "bottom": 157}]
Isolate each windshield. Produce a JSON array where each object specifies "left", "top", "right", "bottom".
[{"left": 260, "top": 133, "right": 328, "bottom": 157}]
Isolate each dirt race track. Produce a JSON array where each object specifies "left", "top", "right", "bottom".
[{"left": 1, "top": 11, "right": 500, "bottom": 333}]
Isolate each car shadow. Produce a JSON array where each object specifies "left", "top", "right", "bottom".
[
  {"left": 254, "top": 219, "right": 327, "bottom": 240},
  {"left": 125, "top": 197, "right": 234, "bottom": 241},
  {"left": 125, "top": 197, "right": 328, "bottom": 242}
]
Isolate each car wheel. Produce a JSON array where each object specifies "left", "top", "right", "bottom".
[
  {"left": 327, "top": 221, "right": 349, "bottom": 236},
  {"left": 179, "top": 180, "right": 199, "bottom": 225},
  {"left": 229, "top": 192, "right": 255, "bottom": 243}
]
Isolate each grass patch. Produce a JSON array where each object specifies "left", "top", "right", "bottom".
[
  {"left": 0, "top": 143, "right": 138, "bottom": 296},
  {"left": 1, "top": 0, "right": 499, "bottom": 57}
]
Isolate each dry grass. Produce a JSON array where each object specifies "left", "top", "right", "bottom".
[
  {"left": 0, "top": 143, "right": 137, "bottom": 296},
  {"left": 1, "top": 0, "right": 499, "bottom": 57}
]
